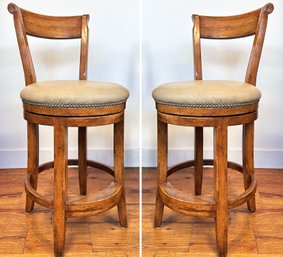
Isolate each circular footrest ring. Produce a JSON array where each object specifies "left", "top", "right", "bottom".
[
  {"left": 159, "top": 182, "right": 215, "bottom": 218},
  {"left": 25, "top": 159, "right": 121, "bottom": 217},
  {"left": 66, "top": 182, "right": 122, "bottom": 218},
  {"left": 38, "top": 159, "right": 115, "bottom": 177},
  {"left": 160, "top": 159, "right": 257, "bottom": 216}
]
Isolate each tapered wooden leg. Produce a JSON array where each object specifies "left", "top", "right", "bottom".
[
  {"left": 78, "top": 127, "right": 87, "bottom": 195},
  {"left": 53, "top": 122, "right": 68, "bottom": 257},
  {"left": 243, "top": 122, "right": 256, "bottom": 213},
  {"left": 154, "top": 117, "right": 168, "bottom": 228},
  {"left": 26, "top": 122, "right": 39, "bottom": 213},
  {"left": 214, "top": 124, "right": 228, "bottom": 257},
  {"left": 114, "top": 117, "right": 127, "bottom": 228},
  {"left": 194, "top": 127, "right": 203, "bottom": 195}
]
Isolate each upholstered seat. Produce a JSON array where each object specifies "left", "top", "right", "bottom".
[
  {"left": 152, "top": 80, "right": 261, "bottom": 109},
  {"left": 20, "top": 80, "right": 129, "bottom": 108}
]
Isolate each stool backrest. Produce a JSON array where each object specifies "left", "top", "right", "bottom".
[
  {"left": 192, "top": 3, "right": 273, "bottom": 85},
  {"left": 8, "top": 3, "right": 89, "bottom": 86}
]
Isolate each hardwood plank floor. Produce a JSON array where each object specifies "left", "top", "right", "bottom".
[
  {"left": 142, "top": 167, "right": 283, "bottom": 257},
  {"left": 0, "top": 167, "right": 282, "bottom": 256},
  {"left": 0, "top": 167, "right": 139, "bottom": 257}
]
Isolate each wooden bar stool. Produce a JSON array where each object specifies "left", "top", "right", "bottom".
[
  {"left": 152, "top": 4, "right": 273, "bottom": 257},
  {"left": 8, "top": 3, "right": 128, "bottom": 257}
]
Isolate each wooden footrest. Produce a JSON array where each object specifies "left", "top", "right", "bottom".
[
  {"left": 161, "top": 159, "right": 257, "bottom": 217},
  {"left": 66, "top": 182, "right": 122, "bottom": 218},
  {"left": 228, "top": 174, "right": 256, "bottom": 208},
  {"left": 167, "top": 159, "right": 243, "bottom": 177},
  {"left": 25, "top": 159, "right": 121, "bottom": 218},
  {"left": 159, "top": 182, "right": 215, "bottom": 218},
  {"left": 25, "top": 176, "right": 53, "bottom": 209},
  {"left": 38, "top": 159, "right": 115, "bottom": 177}
]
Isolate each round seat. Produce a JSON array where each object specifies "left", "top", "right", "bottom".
[
  {"left": 21, "top": 80, "right": 129, "bottom": 109},
  {"left": 152, "top": 80, "right": 261, "bottom": 109}
]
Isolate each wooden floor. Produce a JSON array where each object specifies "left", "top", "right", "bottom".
[
  {"left": 0, "top": 167, "right": 139, "bottom": 257},
  {"left": 143, "top": 167, "right": 283, "bottom": 257},
  {"left": 0, "top": 167, "right": 282, "bottom": 256}
]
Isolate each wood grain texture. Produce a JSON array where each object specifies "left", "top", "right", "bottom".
[
  {"left": 194, "top": 127, "right": 203, "bottom": 196},
  {"left": 143, "top": 167, "right": 283, "bottom": 256},
  {"left": 214, "top": 123, "right": 228, "bottom": 257},
  {"left": 7, "top": 3, "right": 89, "bottom": 86},
  {"left": 0, "top": 168, "right": 282, "bottom": 256},
  {"left": 53, "top": 122, "right": 68, "bottom": 256},
  {"left": 192, "top": 3, "right": 273, "bottom": 86},
  {"left": 78, "top": 127, "right": 87, "bottom": 195},
  {"left": 25, "top": 122, "right": 39, "bottom": 213},
  {"left": 114, "top": 118, "right": 128, "bottom": 227},
  {"left": 243, "top": 122, "right": 256, "bottom": 213},
  {"left": 154, "top": 119, "right": 168, "bottom": 227},
  {"left": 0, "top": 168, "right": 138, "bottom": 256}
]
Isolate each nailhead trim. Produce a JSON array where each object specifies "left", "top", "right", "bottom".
[
  {"left": 22, "top": 100, "right": 126, "bottom": 108},
  {"left": 155, "top": 100, "right": 259, "bottom": 108}
]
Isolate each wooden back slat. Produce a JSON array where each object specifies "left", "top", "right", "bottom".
[
  {"left": 22, "top": 10, "right": 83, "bottom": 39},
  {"left": 197, "top": 9, "right": 260, "bottom": 40},
  {"left": 192, "top": 3, "right": 273, "bottom": 85},
  {"left": 8, "top": 3, "right": 89, "bottom": 85}
]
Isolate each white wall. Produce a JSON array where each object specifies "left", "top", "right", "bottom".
[
  {"left": 142, "top": 0, "right": 283, "bottom": 168},
  {"left": 0, "top": 0, "right": 139, "bottom": 167},
  {"left": 0, "top": 1, "right": 282, "bottom": 169}
]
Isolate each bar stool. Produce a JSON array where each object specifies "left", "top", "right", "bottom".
[
  {"left": 8, "top": 3, "right": 128, "bottom": 257},
  {"left": 152, "top": 4, "right": 273, "bottom": 257}
]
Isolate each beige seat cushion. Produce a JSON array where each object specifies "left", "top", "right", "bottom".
[
  {"left": 21, "top": 80, "right": 129, "bottom": 108},
  {"left": 152, "top": 80, "right": 261, "bottom": 108}
]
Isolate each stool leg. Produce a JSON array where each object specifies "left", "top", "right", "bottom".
[
  {"left": 154, "top": 118, "right": 167, "bottom": 227},
  {"left": 243, "top": 122, "right": 256, "bottom": 213},
  {"left": 53, "top": 122, "right": 68, "bottom": 257},
  {"left": 114, "top": 118, "right": 127, "bottom": 228},
  {"left": 78, "top": 127, "right": 87, "bottom": 195},
  {"left": 194, "top": 127, "right": 203, "bottom": 195},
  {"left": 26, "top": 122, "right": 39, "bottom": 213},
  {"left": 214, "top": 124, "right": 228, "bottom": 257}
]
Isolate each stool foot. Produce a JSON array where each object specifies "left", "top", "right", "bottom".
[
  {"left": 25, "top": 195, "right": 35, "bottom": 213},
  {"left": 117, "top": 190, "right": 127, "bottom": 227},
  {"left": 247, "top": 197, "right": 256, "bottom": 213},
  {"left": 54, "top": 240, "right": 65, "bottom": 257},
  {"left": 154, "top": 192, "right": 164, "bottom": 227},
  {"left": 216, "top": 222, "right": 228, "bottom": 257},
  {"left": 217, "top": 250, "right": 228, "bottom": 257}
]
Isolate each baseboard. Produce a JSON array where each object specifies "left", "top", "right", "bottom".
[
  {"left": 0, "top": 147, "right": 282, "bottom": 169},
  {"left": 142, "top": 147, "right": 283, "bottom": 169},
  {"left": 0, "top": 148, "right": 140, "bottom": 168}
]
